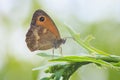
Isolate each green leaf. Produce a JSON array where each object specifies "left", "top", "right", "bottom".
[
  {"left": 40, "top": 77, "right": 50, "bottom": 80},
  {"left": 50, "top": 56, "right": 119, "bottom": 69},
  {"left": 39, "top": 55, "right": 120, "bottom": 80},
  {"left": 37, "top": 23, "right": 120, "bottom": 80},
  {"left": 64, "top": 24, "right": 109, "bottom": 56},
  {"left": 84, "top": 35, "right": 95, "bottom": 45},
  {"left": 37, "top": 53, "right": 60, "bottom": 58}
]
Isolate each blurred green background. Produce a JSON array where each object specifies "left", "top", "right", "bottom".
[{"left": 0, "top": 0, "right": 120, "bottom": 80}]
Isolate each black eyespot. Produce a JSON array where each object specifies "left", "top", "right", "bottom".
[{"left": 39, "top": 16, "right": 45, "bottom": 22}]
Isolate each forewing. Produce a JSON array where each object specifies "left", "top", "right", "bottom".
[{"left": 32, "top": 9, "right": 61, "bottom": 39}]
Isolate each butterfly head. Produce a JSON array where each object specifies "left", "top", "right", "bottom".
[{"left": 54, "top": 39, "right": 66, "bottom": 48}]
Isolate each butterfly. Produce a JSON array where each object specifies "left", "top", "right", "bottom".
[{"left": 25, "top": 9, "right": 66, "bottom": 53}]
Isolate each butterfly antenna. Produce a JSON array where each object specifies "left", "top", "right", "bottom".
[{"left": 63, "top": 37, "right": 74, "bottom": 40}]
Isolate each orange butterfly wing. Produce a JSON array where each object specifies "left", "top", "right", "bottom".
[
  {"left": 33, "top": 9, "right": 61, "bottom": 39},
  {"left": 26, "top": 9, "right": 65, "bottom": 51}
]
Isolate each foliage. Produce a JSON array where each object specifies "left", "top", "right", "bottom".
[{"left": 34, "top": 25, "right": 120, "bottom": 80}]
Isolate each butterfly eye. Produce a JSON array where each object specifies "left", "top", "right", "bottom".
[{"left": 39, "top": 16, "right": 45, "bottom": 22}]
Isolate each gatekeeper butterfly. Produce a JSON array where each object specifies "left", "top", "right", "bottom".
[{"left": 25, "top": 9, "right": 66, "bottom": 52}]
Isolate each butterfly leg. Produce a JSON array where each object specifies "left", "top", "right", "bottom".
[
  {"left": 59, "top": 47, "right": 63, "bottom": 56},
  {"left": 52, "top": 48, "right": 55, "bottom": 58}
]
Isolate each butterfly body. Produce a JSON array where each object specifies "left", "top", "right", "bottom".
[{"left": 26, "top": 9, "right": 65, "bottom": 51}]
